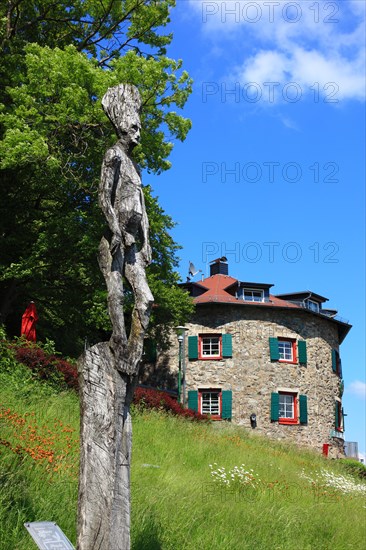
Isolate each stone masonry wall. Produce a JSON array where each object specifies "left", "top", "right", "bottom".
[{"left": 153, "top": 305, "right": 345, "bottom": 458}]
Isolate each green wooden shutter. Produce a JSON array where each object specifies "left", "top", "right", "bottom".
[
  {"left": 222, "top": 334, "right": 232, "bottom": 357},
  {"left": 269, "top": 337, "right": 280, "bottom": 361},
  {"left": 188, "top": 390, "right": 198, "bottom": 412},
  {"left": 299, "top": 395, "right": 308, "bottom": 424},
  {"left": 271, "top": 393, "right": 279, "bottom": 421},
  {"left": 221, "top": 390, "right": 232, "bottom": 419},
  {"left": 342, "top": 407, "right": 345, "bottom": 431},
  {"left": 188, "top": 336, "right": 198, "bottom": 360},
  {"left": 298, "top": 340, "right": 307, "bottom": 364},
  {"left": 331, "top": 349, "right": 337, "bottom": 372}
]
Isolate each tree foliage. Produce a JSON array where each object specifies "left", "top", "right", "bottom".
[{"left": 0, "top": 0, "right": 194, "bottom": 355}]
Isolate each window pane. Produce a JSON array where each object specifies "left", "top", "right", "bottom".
[
  {"left": 244, "top": 289, "right": 263, "bottom": 302},
  {"left": 201, "top": 392, "right": 220, "bottom": 415},
  {"left": 279, "top": 394, "right": 294, "bottom": 418},
  {"left": 278, "top": 341, "right": 293, "bottom": 361},
  {"left": 201, "top": 337, "right": 220, "bottom": 356},
  {"left": 307, "top": 300, "right": 319, "bottom": 312}
]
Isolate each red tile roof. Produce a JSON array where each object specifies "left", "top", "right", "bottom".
[
  {"left": 192, "top": 274, "right": 300, "bottom": 308},
  {"left": 194, "top": 274, "right": 238, "bottom": 304}
]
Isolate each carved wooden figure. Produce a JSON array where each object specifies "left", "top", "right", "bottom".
[{"left": 77, "top": 84, "right": 154, "bottom": 550}]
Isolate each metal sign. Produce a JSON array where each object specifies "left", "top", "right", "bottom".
[{"left": 24, "top": 522, "right": 75, "bottom": 550}]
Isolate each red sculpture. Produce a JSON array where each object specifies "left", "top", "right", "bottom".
[{"left": 21, "top": 302, "right": 38, "bottom": 342}]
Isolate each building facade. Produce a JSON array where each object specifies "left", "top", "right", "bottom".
[{"left": 145, "top": 258, "right": 351, "bottom": 458}]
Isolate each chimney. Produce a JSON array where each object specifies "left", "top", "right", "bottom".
[{"left": 209, "top": 257, "right": 228, "bottom": 276}]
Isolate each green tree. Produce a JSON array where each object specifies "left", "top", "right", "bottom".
[{"left": 0, "top": 1, "right": 193, "bottom": 355}]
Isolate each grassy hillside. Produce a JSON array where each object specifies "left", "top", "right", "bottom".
[{"left": 1, "top": 347, "right": 366, "bottom": 549}]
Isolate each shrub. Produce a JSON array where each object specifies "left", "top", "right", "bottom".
[
  {"left": 133, "top": 387, "right": 208, "bottom": 421},
  {"left": 9, "top": 339, "right": 78, "bottom": 391}
]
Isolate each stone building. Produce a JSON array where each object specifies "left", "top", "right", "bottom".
[{"left": 146, "top": 257, "right": 351, "bottom": 457}]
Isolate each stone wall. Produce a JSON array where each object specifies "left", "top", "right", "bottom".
[{"left": 147, "top": 304, "right": 345, "bottom": 457}]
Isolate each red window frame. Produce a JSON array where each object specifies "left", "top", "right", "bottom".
[
  {"left": 278, "top": 338, "right": 297, "bottom": 364},
  {"left": 199, "top": 334, "right": 222, "bottom": 360},
  {"left": 198, "top": 389, "right": 222, "bottom": 420},
  {"left": 278, "top": 392, "right": 298, "bottom": 424}
]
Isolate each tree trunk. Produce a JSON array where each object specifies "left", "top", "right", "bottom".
[{"left": 77, "top": 343, "right": 136, "bottom": 550}]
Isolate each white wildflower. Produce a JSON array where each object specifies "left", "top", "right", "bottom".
[
  {"left": 209, "top": 463, "right": 260, "bottom": 488},
  {"left": 300, "top": 468, "right": 366, "bottom": 496}
]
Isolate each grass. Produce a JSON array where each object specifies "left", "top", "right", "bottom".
[
  {"left": 130, "top": 411, "right": 366, "bottom": 550},
  {"left": 1, "top": 355, "right": 366, "bottom": 549}
]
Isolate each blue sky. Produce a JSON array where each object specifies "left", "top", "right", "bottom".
[{"left": 146, "top": 1, "right": 365, "bottom": 457}]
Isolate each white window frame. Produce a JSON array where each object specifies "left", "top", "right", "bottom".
[
  {"left": 243, "top": 288, "right": 264, "bottom": 302},
  {"left": 279, "top": 393, "right": 296, "bottom": 420},
  {"left": 278, "top": 340, "right": 294, "bottom": 362},
  {"left": 200, "top": 335, "right": 221, "bottom": 358},
  {"left": 200, "top": 390, "right": 221, "bottom": 416}
]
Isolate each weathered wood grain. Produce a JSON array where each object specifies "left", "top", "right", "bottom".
[{"left": 77, "top": 84, "right": 153, "bottom": 550}]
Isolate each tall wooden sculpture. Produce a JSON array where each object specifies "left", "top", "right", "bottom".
[{"left": 77, "top": 84, "right": 154, "bottom": 550}]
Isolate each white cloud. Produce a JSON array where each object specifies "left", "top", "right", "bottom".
[
  {"left": 238, "top": 46, "right": 365, "bottom": 102},
  {"left": 239, "top": 50, "right": 290, "bottom": 83},
  {"left": 189, "top": 0, "right": 366, "bottom": 102},
  {"left": 347, "top": 380, "right": 366, "bottom": 399}
]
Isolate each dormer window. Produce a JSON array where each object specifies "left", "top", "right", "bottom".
[
  {"left": 243, "top": 289, "right": 264, "bottom": 302},
  {"left": 274, "top": 291, "right": 328, "bottom": 312},
  {"left": 306, "top": 299, "right": 320, "bottom": 312}
]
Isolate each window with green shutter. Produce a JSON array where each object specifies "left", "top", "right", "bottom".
[
  {"left": 221, "top": 390, "right": 232, "bottom": 420},
  {"left": 272, "top": 392, "right": 307, "bottom": 424},
  {"left": 188, "top": 390, "right": 198, "bottom": 412},
  {"left": 269, "top": 337, "right": 280, "bottom": 361},
  {"left": 270, "top": 337, "right": 306, "bottom": 365},
  {"left": 197, "top": 334, "right": 232, "bottom": 360},
  {"left": 299, "top": 395, "right": 308, "bottom": 424},
  {"left": 298, "top": 340, "right": 307, "bottom": 364},
  {"left": 196, "top": 389, "right": 231, "bottom": 420},
  {"left": 222, "top": 334, "right": 232, "bottom": 357},
  {"left": 188, "top": 336, "right": 198, "bottom": 360}
]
